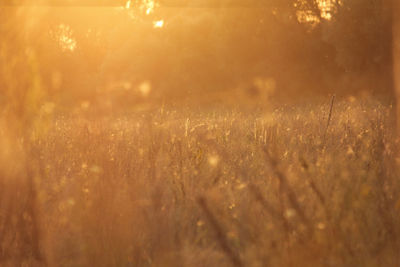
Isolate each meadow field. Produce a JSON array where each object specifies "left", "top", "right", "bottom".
[
  {"left": 1, "top": 96, "right": 399, "bottom": 266},
  {"left": 1, "top": 1, "right": 399, "bottom": 266}
]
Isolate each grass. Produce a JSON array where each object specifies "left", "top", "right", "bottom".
[{"left": 0, "top": 96, "right": 399, "bottom": 266}]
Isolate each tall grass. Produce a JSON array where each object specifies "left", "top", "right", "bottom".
[{"left": 1, "top": 97, "right": 399, "bottom": 266}]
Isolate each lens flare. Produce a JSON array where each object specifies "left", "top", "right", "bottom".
[{"left": 153, "top": 20, "right": 164, "bottom": 28}]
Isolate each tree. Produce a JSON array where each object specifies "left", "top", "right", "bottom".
[
  {"left": 320, "top": 0, "right": 392, "bottom": 95},
  {"left": 393, "top": 0, "right": 400, "bottom": 133}
]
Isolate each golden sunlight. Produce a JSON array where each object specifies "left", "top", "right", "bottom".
[
  {"left": 297, "top": 0, "right": 334, "bottom": 24},
  {"left": 57, "top": 24, "right": 77, "bottom": 52},
  {"left": 138, "top": 81, "right": 151, "bottom": 96},
  {"left": 0, "top": 1, "right": 396, "bottom": 266},
  {"left": 318, "top": 0, "right": 334, "bottom": 20},
  {"left": 153, "top": 19, "right": 164, "bottom": 28},
  {"left": 142, "top": 0, "right": 155, "bottom": 15}
]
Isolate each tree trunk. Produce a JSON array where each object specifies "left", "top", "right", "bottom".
[{"left": 393, "top": 0, "right": 400, "bottom": 135}]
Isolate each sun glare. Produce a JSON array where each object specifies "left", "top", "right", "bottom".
[
  {"left": 141, "top": 0, "right": 155, "bottom": 15},
  {"left": 138, "top": 81, "right": 151, "bottom": 97},
  {"left": 57, "top": 24, "right": 77, "bottom": 52},
  {"left": 153, "top": 20, "right": 164, "bottom": 28},
  {"left": 318, "top": 0, "right": 334, "bottom": 20},
  {"left": 297, "top": 0, "right": 334, "bottom": 24},
  {"left": 1, "top": 1, "right": 395, "bottom": 266}
]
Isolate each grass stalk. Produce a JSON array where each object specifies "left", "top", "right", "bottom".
[{"left": 197, "top": 196, "right": 243, "bottom": 267}]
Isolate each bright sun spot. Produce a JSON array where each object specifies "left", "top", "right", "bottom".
[
  {"left": 318, "top": 0, "right": 334, "bottom": 20},
  {"left": 297, "top": 0, "right": 334, "bottom": 24},
  {"left": 208, "top": 154, "right": 220, "bottom": 167},
  {"left": 57, "top": 24, "right": 77, "bottom": 52},
  {"left": 138, "top": 81, "right": 151, "bottom": 97},
  {"left": 153, "top": 20, "right": 164, "bottom": 28},
  {"left": 142, "top": 0, "right": 155, "bottom": 15}
]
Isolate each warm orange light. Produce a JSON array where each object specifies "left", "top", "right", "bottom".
[
  {"left": 153, "top": 19, "right": 164, "bottom": 28},
  {"left": 318, "top": 0, "right": 334, "bottom": 20},
  {"left": 57, "top": 24, "right": 77, "bottom": 51}
]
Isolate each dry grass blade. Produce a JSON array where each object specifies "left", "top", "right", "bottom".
[
  {"left": 299, "top": 158, "right": 325, "bottom": 206},
  {"left": 263, "top": 149, "right": 311, "bottom": 232},
  {"left": 248, "top": 183, "right": 291, "bottom": 233},
  {"left": 197, "top": 196, "right": 243, "bottom": 267},
  {"left": 323, "top": 94, "right": 335, "bottom": 142}
]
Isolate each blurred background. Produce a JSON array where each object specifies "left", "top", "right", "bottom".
[{"left": 0, "top": 0, "right": 394, "bottom": 113}]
